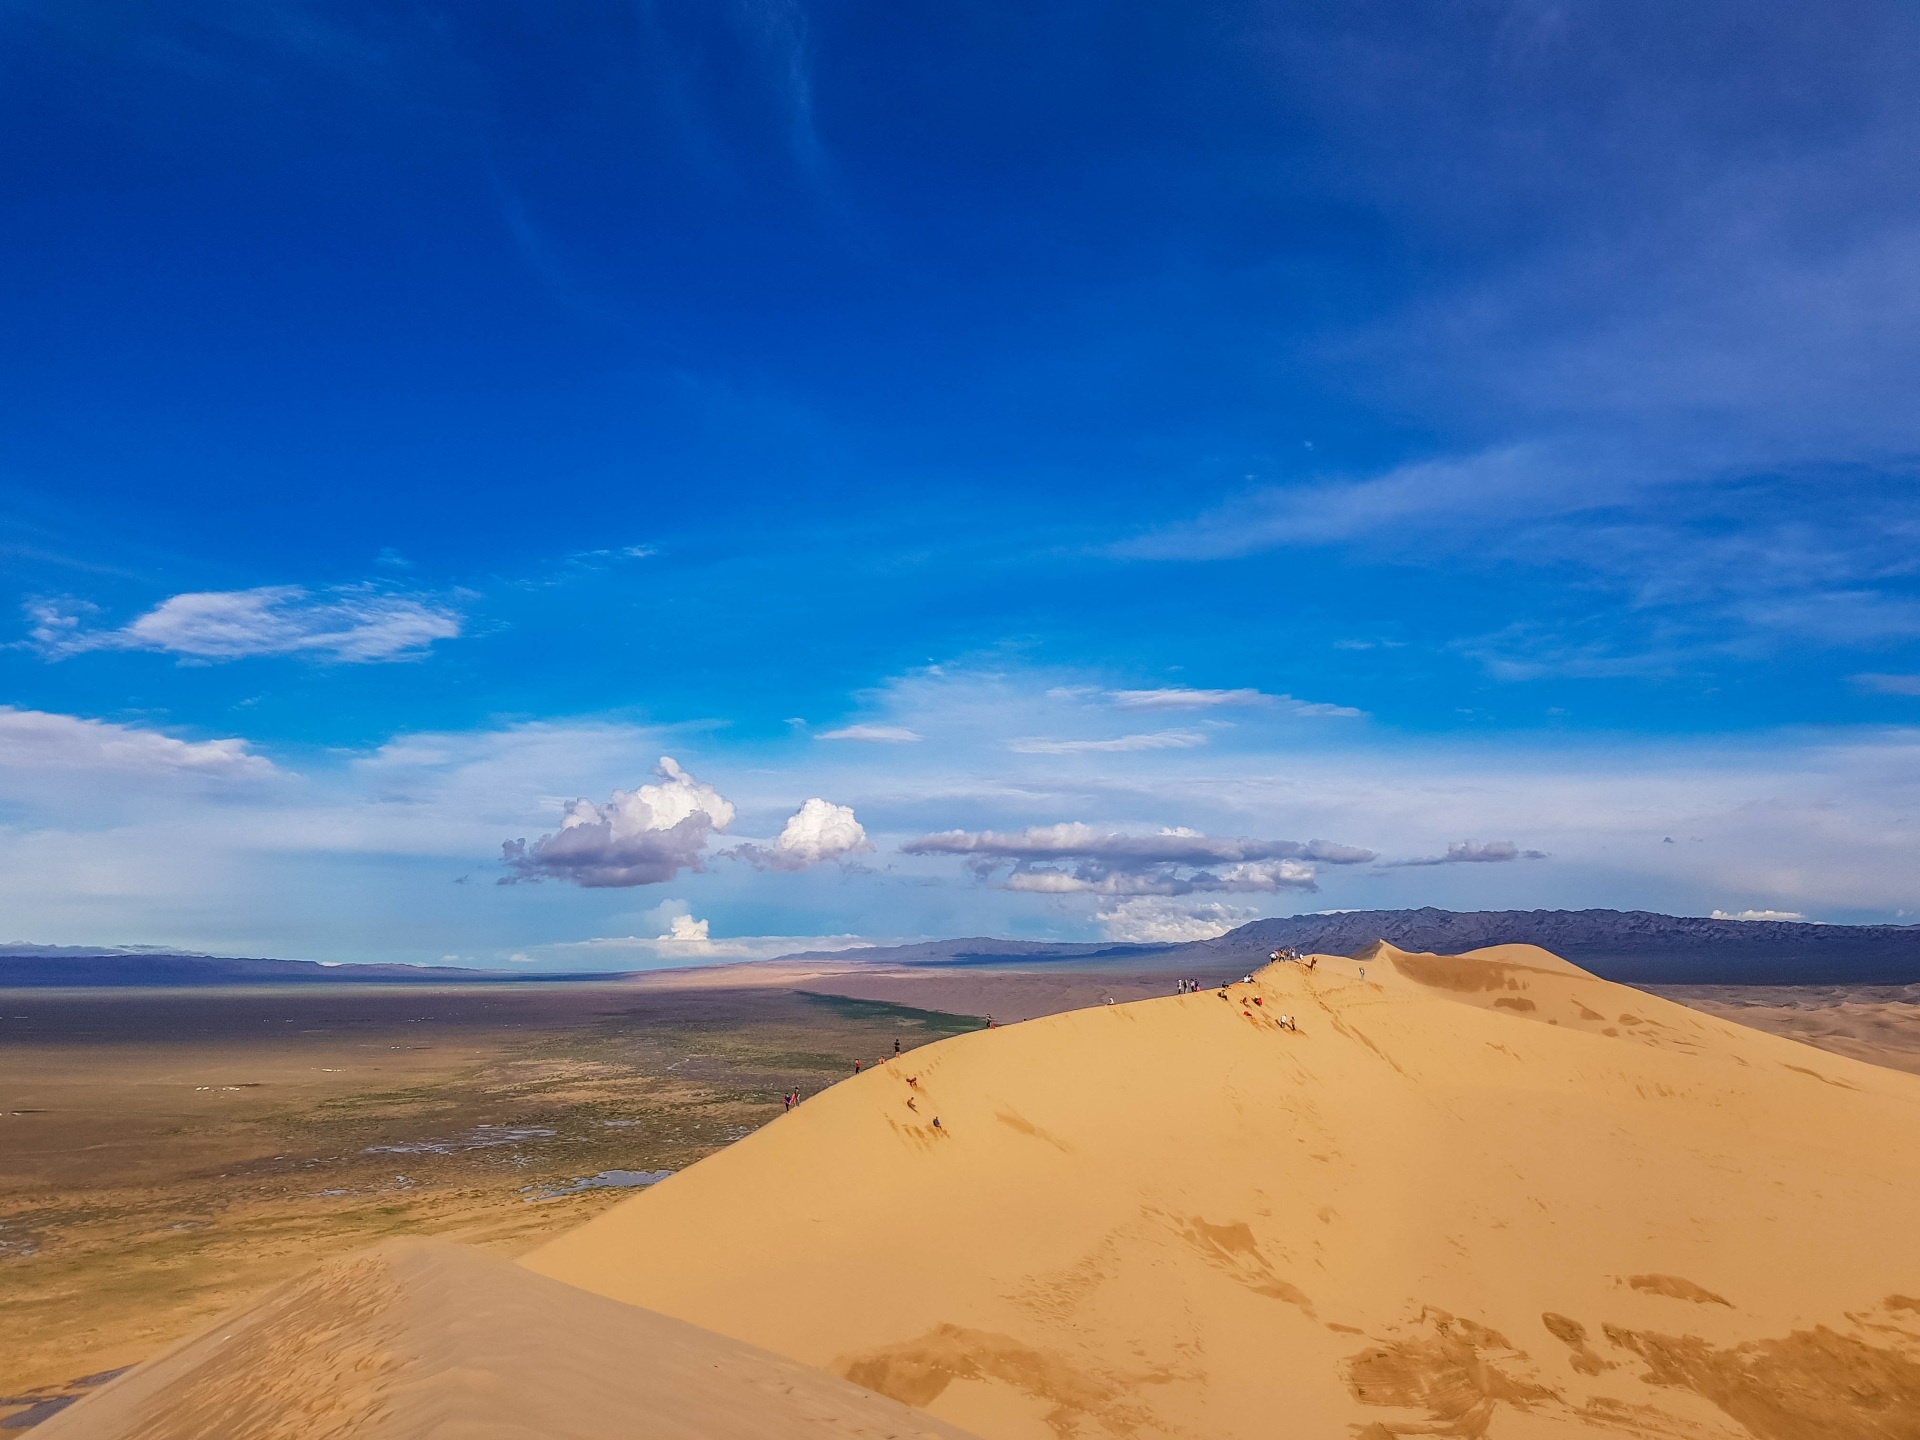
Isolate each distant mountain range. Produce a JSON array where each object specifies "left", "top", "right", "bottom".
[
  {"left": 1170, "top": 908, "right": 1920, "bottom": 985},
  {"left": 10, "top": 908, "right": 1920, "bottom": 986},
  {"left": 0, "top": 945, "right": 504, "bottom": 987},
  {"left": 791, "top": 910, "right": 1920, "bottom": 984}
]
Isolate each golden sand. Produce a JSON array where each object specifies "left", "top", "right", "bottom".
[
  {"left": 524, "top": 946, "right": 1920, "bottom": 1439},
  {"left": 34, "top": 1236, "right": 980, "bottom": 1440}
]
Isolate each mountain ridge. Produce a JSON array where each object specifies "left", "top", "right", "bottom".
[
  {"left": 1167, "top": 906, "right": 1920, "bottom": 983},
  {"left": 0, "top": 947, "right": 514, "bottom": 987}
]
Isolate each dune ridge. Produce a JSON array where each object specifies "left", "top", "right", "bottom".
[
  {"left": 526, "top": 944, "right": 1920, "bottom": 1440},
  {"left": 35, "top": 1237, "right": 981, "bottom": 1440}
]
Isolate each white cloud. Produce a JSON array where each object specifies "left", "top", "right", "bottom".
[
  {"left": 1380, "top": 840, "right": 1548, "bottom": 867},
  {"left": 1002, "top": 857, "right": 1317, "bottom": 896},
  {"left": 1008, "top": 730, "right": 1206, "bottom": 754},
  {"left": 661, "top": 912, "right": 713, "bottom": 946},
  {"left": 731, "top": 797, "right": 873, "bottom": 872},
  {"left": 904, "top": 824, "right": 1372, "bottom": 866},
  {"left": 523, "top": 902, "right": 877, "bottom": 968},
  {"left": 13, "top": 660, "right": 1920, "bottom": 965},
  {"left": 818, "top": 725, "right": 923, "bottom": 743},
  {"left": 501, "top": 757, "right": 736, "bottom": 888},
  {"left": 905, "top": 823, "right": 1371, "bottom": 897},
  {"left": 0, "top": 706, "right": 274, "bottom": 778},
  {"left": 1117, "top": 445, "right": 1599, "bottom": 559},
  {"left": 1094, "top": 898, "right": 1260, "bottom": 944},
  {"left": 1711, "top": 909, "right": 1809, "bottom": 922},
  {"left": 1106, "top": 688, "right": 1363, "bottom": 718},
  {"left": 1108, "top": 688, "right": 1268, "bottom": 709},
  {"left": 30, "top": 585, "right": 461, "bottom": 663}
]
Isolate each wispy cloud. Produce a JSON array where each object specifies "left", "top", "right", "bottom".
[
  {"left": 818, "top": 724, "right": 923, "bottom": 743},
  {"left": 904, "top": 823, "right": 1374, "bottom": 897},
  {"left": 726, "top": 0, "right": 830, "bottom": 181},
  {"left": 1852, "top": 673, "right": 1920, "bottom": 696},
  {"left": 0, "top": 707, "right": 274, "bottom": 779},
  {"left": 29, "top": 586, "right": 461, "bottom": 664},
  {"left": 1007, "top": 730, "right": 1206, "bottom": 754},
  {"left": 1116, "top": 446, "right": 1614, "bottom": 560},
  {"left": 1108, "top": 687, "right": 1268, "bottom": 709},
  {"left": 1380, "top": 840, "right": 1548, "bottom": 868},
  {"left": 1106, "top": 688, "right": 1363, "bottom": 717}
]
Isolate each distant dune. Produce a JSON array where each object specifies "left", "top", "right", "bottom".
[
  {"left": 35, "top": 1238, "right": 982, "bottom": 1440},
  {"left": 526, "top": 943, "right": 1920, "bottom": 1439}
]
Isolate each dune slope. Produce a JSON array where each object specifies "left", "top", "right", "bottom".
[
  {"left": 36, "top": 1236, "right": 980, "bottom": 1440},
  {"left": 526, "top": 945, "right": 1920, "bottom": 1440}
]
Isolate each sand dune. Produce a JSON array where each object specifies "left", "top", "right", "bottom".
[
  {"left": 36, "top": 1237, "right": 980, "bottom": 1440},
  {"left": 526, "top": 944, "right": 1920, "bottom": 1440}
]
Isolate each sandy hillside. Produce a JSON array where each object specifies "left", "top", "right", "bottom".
[
  {"left": 527, "top": 943, "right": 1920, "bottom": 1440},
  {"left": 1646, "top": 982, "right": 1920, "bottom": 1077},
  {"left": 36, "top": 1235, "right": 980, "bottom": 1440}
]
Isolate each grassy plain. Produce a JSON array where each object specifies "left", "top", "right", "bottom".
[{"left": 0, "top": 982, "right": 980, "bottom": 1407}]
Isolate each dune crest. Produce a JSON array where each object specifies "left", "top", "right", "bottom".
[
  {"left": 526, "top": 946, "right": 1920, "bottom": 1440},
  {"left": 36, "top": 1238, "right": 981, "bottom": 1440}
]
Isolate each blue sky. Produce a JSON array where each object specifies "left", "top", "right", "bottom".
[{"left": 5, "top": 0, "right": 1920, "bottom": 965}]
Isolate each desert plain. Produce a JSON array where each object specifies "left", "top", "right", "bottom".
[
  {"left": 0, "top": 976, "right": 982, "bottom": 1417},
  {"left": 5, "top": 950, "right": 1920, "bottom": 1438}
]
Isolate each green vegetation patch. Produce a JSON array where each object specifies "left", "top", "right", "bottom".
[{"left": 794, "top": 991, "right": 987, "bottom": 1035}]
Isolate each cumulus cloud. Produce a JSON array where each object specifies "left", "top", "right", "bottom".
[
  {"left": 522, "top": 902, "right": 877, "bottom": 967},
  {"left": 730, "top": 797, "right": 873, "bottom": 872},
  {"left": 500, "top": 757, "right": 735, "bottom": 887},
  {"left": 658, "top": 911, "right": 715, "bottom": 948},
  {"left": 904, "top": 823, "right": 1374, "bottom": 896},
  {"left": 1008, "top": 730, "right": 1206, "bottom": 754},
  {"left": 1094, "top": 898, "right": 1261, "bottom": 944},
  {"left": 0, "top": 706, "right": 274, "bottom": 778},
  {"left": 818, "top": 724, "right": 922, "bottom": 742},
  {"left": 29, "top": 585, "right": 461, "bottom": 663},
  {"left": 1711, "top": 908, "right": 1809, "bottom": 922},
  {"left": 1106, "top": 688, "right": 1363, "bottom": 718},
  {"left": 1382, "top": 840, "right": 1548, "bottom": 867}
]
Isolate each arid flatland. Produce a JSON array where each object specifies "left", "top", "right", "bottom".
[{"left": 0, "top": 979, "right": 980, "bottom": 1410}]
